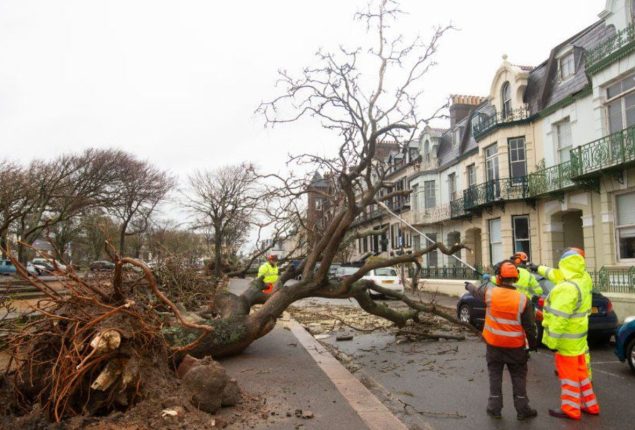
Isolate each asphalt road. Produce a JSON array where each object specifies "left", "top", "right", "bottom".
[{"left": 323, "top": 319, "right": 634, "bottom": 430}]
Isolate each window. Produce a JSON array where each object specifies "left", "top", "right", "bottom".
[
  {"left": 426, "top": 233, "right": 438, "bottom": 267},
  {"left": 485, "top": 143, "right": 500, "bottom": 199},
  {"left": 413, "top": 234, "right": 421, "bottom": 250},
  {"left": 489, "top": 218, "right": 503, "bottom": 265},
  {"left": 362, "top": 236, "right": 368, "bottom": 253},
  {"left": 390, "top": 224, "right": 398, "bottom": 249},
  {"left": 508, "top": 137, "right": 527, "bottom": 184},
  {"left": 411, "top": 184, "right": 418, "bottom": 212},
  {"left": 448, "top": 173, "right": 457, "bottom": 201},
  {"left": 501, "top": 82, "right": 511, "bottom": 118},
  {"left": 424, "top": 180, "right": 436, "bottom": 209},
  {"left": 315, "top": 198, "right": 322, "bottom": 211},
  {"left": 512, "top": 215, "right": 531, "bottom": 260},
  {"left": 555, "top": 119, "right": 572, "bottom": 163},
  {"left": 424, "top": 140, "right": 430, "bottom": 162},
  {"left": 467, "top": 164, "right": 476, "bottom": 187},
  {"left": 559, "top": 53, "right": 575, "bottom": 80},
  {"left": 616, "top": 191, "right": 635, "bottom": 260},
  {"left": 409, "top": 147, "right": 419, "bottom": 162},
  {"left": 606, "top": 74, "right": 635, "bottom": 134}
]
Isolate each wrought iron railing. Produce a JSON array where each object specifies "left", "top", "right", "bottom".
[
  {"left": 420, "top": 266, "right": 481, "bottom": 280},
  {"left": 415, "top": 203, "right": 451, "bottom": 225},
  {"left": 527, "top": 161, "right": 575, "bottom": 197},
  {"left": 450, "top": 197, "right": 467, "bottom": 219},
  {"left": 594, "top": 266, "right": 635, "bottom": 294},
  {"left": 463, "top": 177, "right": 530, "bottom": 211},
  {"left": 472, "top": 107, "right": 531, "bottom": 140},
  {"left": 586, "top": 24, "right": 635, "bottom": 73},
  {"left": 570, "top": 125, "right": 635, "bottom": 178},
  {"left": 351, "top": 208, "right": 384, "bottom": 226}
]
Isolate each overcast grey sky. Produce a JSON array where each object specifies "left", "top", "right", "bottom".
[{"left": 0, "top": 0, "right": 605, "bottom": 185}]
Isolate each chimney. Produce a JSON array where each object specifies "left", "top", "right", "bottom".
[{"left": 449, "top": 95, "right": 486, "bottom": 128}]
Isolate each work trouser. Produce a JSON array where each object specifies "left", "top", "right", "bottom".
[
  {"left": 486, "top": 345, "right": 531, "bottom": 413},
  {"left": 263, "top": 283, "right": 274, "bottom": 294},
  {"left": 555, "top": 353, "right": 600, "bottom": 419}
]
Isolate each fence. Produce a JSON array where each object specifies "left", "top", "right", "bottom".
[{"left": 417, "top": 265, "right": 635, "bottom": 294}]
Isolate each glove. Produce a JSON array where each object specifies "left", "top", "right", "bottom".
[
  {"left": 481, "top": 273, "right": 491, "bottom": 282},
  {"left": 527, "top": 263, "right": 538, "bottom": 272}
]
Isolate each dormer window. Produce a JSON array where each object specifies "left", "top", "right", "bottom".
[
  {"left": 501, "top": 82, "right": 511, "bottom": 119},
  {"left": 559, "top": 52, "right": 575, "bottom": 80},
  {"left": 424, "top": 140, "right": 430, "bottom": 162}
]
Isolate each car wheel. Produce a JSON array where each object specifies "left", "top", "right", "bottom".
[
  {"left": 458, "top": 304, "right": 472, "bottom": 324},
  {"left": 627, "top": 338, "right": 635, "bottom": 374}
]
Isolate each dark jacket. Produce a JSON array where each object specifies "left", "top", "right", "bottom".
[{"left": 466, "top": 282, "right": 537, "bottom": 349}]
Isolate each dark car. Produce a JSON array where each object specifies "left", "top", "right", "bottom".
[
  {"left": 615, "top": 316, "right": 635, "bottom": 373},
  {"left": 89, "top": 260, "right": 115, "bottom": 271},
  {"left": 456, "top": 275, "right": 618, "bottom": 343}
]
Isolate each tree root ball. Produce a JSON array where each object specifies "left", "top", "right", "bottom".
[{"left": 179, "top": 355, "right": 241, "bottom": 413}]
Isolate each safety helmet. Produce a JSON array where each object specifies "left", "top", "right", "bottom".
[
  {"left": 560, "top": 247, "right": 585, "bottom": 260},
  {"left": 267, "top": 254, "right": 279, "bottom": 263},
  {"left": 495, "top": 260, "right": 519, "bottom": 284},
  {"left": 510, "top": 251, "right": 529, "bottom": 266}
]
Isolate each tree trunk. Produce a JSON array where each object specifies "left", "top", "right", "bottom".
[
  {"left": 213, "top": 225, "right": 222, "bottom": 279},
  {"left": 119, "top": 221, "right": 128, "bottom": 255}
]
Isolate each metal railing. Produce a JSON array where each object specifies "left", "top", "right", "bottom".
[
  {"left": 570, "top": 125, "right": 635, "bottom": 178},
  {"left": 420, "top": 266, "right": 481, "bottom": 280},
  {"left": 527, "top": 161, "right": 575, "bottom": 197},
  {"left": 463, "top": 177, "right": 530, "bottom": 211},
  {"left": 586, "top": 24, "right": 635, "bottom": 73},
  {"left": 415, "top": 203, "right": 451, "bottom": 225},
  {"left": 594, "top": 266, "right": 635, "bottom": 294},
  {"left": 450, "top": 197, "right": 468, "bottom": 219},
  {"left": 472, "top": 107, "right": 531, "bottom": 140}
]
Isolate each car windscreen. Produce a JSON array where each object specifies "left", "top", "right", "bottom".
[
  {"left": 338, "top": 266, "right": 359, "bottom": 275},
  {"left": 374, "top": 268, "right": 397, "bottom": 276}
]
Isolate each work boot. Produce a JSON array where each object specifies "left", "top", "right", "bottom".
[
  {"left": 486, "top": 408, "right": 502, "bottom": 419},
  {"left": 582, "top": 407, "right": 600, "bottom": 416},
  {"left": 549, "top": 408, "right": 580, "bottom": 420},
  {"left": 517, "top": 408, "right": 537, "bottom": 421}
]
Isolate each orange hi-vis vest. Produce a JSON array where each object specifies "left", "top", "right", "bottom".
[{"left": 483, "top": 286, "right": 528, "bottom": 348}]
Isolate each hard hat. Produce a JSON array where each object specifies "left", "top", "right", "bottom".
[
  {"left": 267, "top": 254, "right": 279, "bottom": 262},
  {"left": 560, "top": 247, "right": 585, "bottom": 260},
  {"left": 510, "top": 252, "right": 529, "bottom": 266},
  {"left": 495, "top": 260, "right": 519, "bottom": 284}
]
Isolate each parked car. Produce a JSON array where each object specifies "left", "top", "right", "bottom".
[
  {"left": 456, "top": 275, "right": 618, "bottom": 344},
  {"left": 363, "top": 267, "right": 404, "bottom": 297},
  {"left": 333, "top": 265, "right": 360, "bottom": 281},
  {"left": 0, "top": 259, "right": 16, "bottom": 276},
  {"left": 31, "top": 257, "right": 67, "bottom": 274},
  {"left": 89, "top": 260, "right": 115, "bottom": 271},
  {"left": 615, "top": 316, "right": 635, "bottom": 373}
]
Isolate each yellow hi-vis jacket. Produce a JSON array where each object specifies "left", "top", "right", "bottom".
[
  {"left": 258, "top": 262, "right": 279, "bottom": 284},
  {"left": 538, "top": 254, "right": 592, "bottom": 356},
  {"left": 492, "top": 266, "right": 542, "bottom": 299}
]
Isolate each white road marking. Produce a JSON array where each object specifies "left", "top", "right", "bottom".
[{"left": 593, "top": 368, "right": 627, "bottom": 380}]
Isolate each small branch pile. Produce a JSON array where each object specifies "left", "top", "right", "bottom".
[{"left": 4, "top": 244, "right": 213, "bottom": 423}]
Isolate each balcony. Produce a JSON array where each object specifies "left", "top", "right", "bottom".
[
  {"left": 351, "top": 208, "right": 384, "bottom": 227},
  {"left": 586, "top": 24, "right": 635, "bottom": 75},
  {"left": 463, "top": 177, "right": 530, "bottom": 211},
  {"left": 472, "top": 107, "right": 531, "bottom": 141},
  {"left": 415, "top": 203, "right": 451, "bottom": 225},
  {"left": 570, "top": 125, "right": 635, "bottom": 179},
  {"left": 527, "top": 161, "right": 576, "bottom": 198},
  {"left": 450, "top": 197, "right": 468, "bottom": 219}
]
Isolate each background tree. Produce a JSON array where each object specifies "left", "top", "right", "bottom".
[
  {"left": 109, "top": 153, "right": 174, "bottom": 255},
  {"left": 186, "top": 163, "right": 262, "bottom": 278}
]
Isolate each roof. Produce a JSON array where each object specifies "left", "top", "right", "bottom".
[{"left": 526, "top": 20, "right": 614, "bottom": 113}]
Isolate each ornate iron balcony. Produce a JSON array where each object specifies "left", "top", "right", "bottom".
[
  {"left": 420, "top": 266, "right": 480, "bottom": 280},
  {"left": 450, "top": 197, "right": 468, "bottom": 219},
  {"left": 527, "top": 161, "right": 575, "bottom": 197},
  {"left": 570, "top": 125, "right": 635, "bottom": 178},
  {"left": 472, "top": 107, "right": 531, "bottom": 140},
  {"left": 463, "top": 177, "right": 530, "bottom": 211},
  {"left": 586, "top": 24, "right": 635, "bottom": 74}
]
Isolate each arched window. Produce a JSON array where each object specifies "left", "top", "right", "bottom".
[{"left": 501, "top": 82, "right": 511, "bottom": 119}]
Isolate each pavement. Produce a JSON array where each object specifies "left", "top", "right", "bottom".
[{"left": 220, "top": 278, "right": 406, "bottom": 430}]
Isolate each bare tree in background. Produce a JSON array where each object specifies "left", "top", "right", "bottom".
[
  {"left": 109, "top": 154, "right": 174, "bottom": 255},
  {"left": 167, "top": 0, "right": 465, "bottom": 359},
  {"left": 186, "top": 163, "right": 263, "bottom": 278}
]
